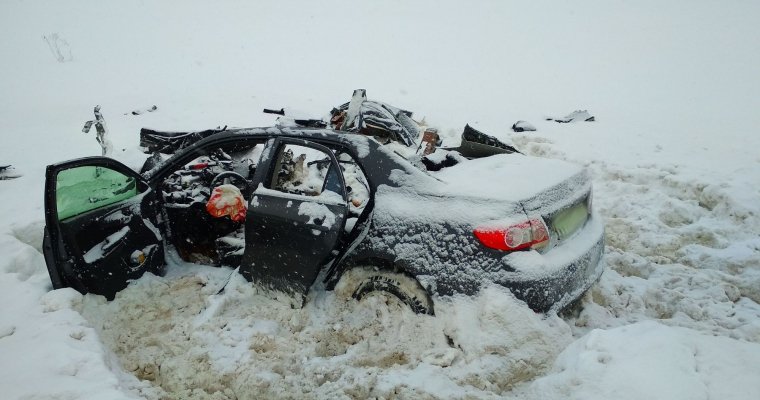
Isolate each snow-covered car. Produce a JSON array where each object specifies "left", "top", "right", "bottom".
[{"left": 42, "top": 127, "right": 604, "bottom": 315}]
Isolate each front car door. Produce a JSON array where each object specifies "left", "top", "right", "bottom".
[
  {"left": 43, "top": 157, "right": 164, "bottom": 299},
  {"left": 241, "top": 138, "right": 349, "bottom": 300}
]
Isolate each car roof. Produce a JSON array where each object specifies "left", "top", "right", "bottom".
[
  {"left": 191, "top": 126, "right": 373, "bottom": 152},
  {"left": 145, "top": 126, "right": 435, "bottom": 189}
]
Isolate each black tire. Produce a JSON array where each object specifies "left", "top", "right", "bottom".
[{"left": 336, "top": 267, "right": 435, "bottom": 315}]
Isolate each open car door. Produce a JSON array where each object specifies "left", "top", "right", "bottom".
[
  {"left": 43, "top": 157, "right": 165, "bottom": 300},
  {"left": 241, "top": 139, "right": 349, "bottom": 301}
]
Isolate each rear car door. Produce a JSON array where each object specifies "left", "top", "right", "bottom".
[
  {"left": 43, "top": 157, "right": 164, "bottom": 299},
  {"left": 242, "top": 138, "right": 348, "bottom": 299}
]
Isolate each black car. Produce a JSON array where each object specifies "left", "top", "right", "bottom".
[{"left": 43, "top": 127, "right": 604, "bottom": 315}]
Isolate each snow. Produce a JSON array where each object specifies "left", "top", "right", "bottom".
[
  {"left": 297, "top": 202, "right": 337, "bottom": 230},
  {"left": 1, "top": 0, "right": 760, "bottom": 399},
  {"left": 521, "top": 321, "right": 760, "bottom": 400},
  {"left": 432, "top": 153, "right": 587, "bottom": 202}
]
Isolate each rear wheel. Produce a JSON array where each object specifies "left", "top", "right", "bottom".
[{"left": 335, "top": 267, "right": 435, "bottom": 315}]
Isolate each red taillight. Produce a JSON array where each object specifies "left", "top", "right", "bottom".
[{"left": 473, "top": 218, "right": 550, "bottom": 252}]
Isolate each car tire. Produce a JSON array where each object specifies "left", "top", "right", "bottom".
[{"left": 335, "top": 267, "right": 435, "bottom": 315}]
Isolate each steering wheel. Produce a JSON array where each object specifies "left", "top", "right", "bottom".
[{"left": 210, "top": 171, "right": 250, "bottom": 198}]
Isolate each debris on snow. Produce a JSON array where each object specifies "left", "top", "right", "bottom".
[
  {"left": 82, "top": 105, "right": 113, "bottom": 156},
  {"left": 512, "top": 120, "right": 537, "bottom": 132},
  {"left": 0, "top": 165, "right": 21, "bottom": 180},
  {"left": 549, "top": 110, "right": 595, "bottom": 123},
  {"left": 125, "top": 105, "right": 158, "bottom": 116}
]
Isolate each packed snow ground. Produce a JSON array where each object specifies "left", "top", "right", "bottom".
[{"left": 1, "top": 1, "right": 760, "bottom": 399}]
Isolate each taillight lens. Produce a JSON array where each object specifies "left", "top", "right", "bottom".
[{"left": 474, "top": 218, "right": 550, "bottom": 252}]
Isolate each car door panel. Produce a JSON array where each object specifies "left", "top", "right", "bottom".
[
  {"left": 241, "top": 139, "right": 348, "bottom": 301},
  {"left": 56, "top": 195, "right": 163, "bottom": 292},
  {"left": 244, "top": 192, "right": 347, "bottom": 294},
  {"left": 44, "top": 157, "right": 165, "bottom": 299}
]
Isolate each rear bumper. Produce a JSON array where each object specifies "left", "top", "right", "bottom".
[{"left": 497, "top": 211, "right": 605, "bottom": 312}]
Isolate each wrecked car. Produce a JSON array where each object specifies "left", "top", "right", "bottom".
[
  {"left": 44, "top": 91, "right": 604, "bottom": 314},
  {"left": 43, "top": 125, "right": 603, "bottom": 315}
]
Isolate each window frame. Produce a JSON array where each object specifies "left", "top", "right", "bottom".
[{"left": 263, "top": 138, "right": 349, "bottom": 203}]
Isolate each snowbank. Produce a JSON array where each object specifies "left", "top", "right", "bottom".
[
  {"left": 523, "top": 321, "right": 760, "bottom": 400},
  {"left": 78, "top": 268, "right": 572, "bottom": 399}
]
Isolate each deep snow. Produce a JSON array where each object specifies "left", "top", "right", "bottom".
[{"left": 1, "top": 0, "right": 759, "bottom": 399}]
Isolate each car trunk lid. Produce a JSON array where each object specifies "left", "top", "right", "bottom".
[
  {"left": 432, "top": 154, "right": 593, "bottom": 249},
  {"left": 431, "top": 154, "right": 589, "bottom": 204}
]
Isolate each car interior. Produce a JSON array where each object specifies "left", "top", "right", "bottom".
[{"left": 158, "top": 139, "right": 370, "bottom": 267}]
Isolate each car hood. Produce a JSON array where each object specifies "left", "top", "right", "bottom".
[{"left": 430, "top": 154, "right": 590, "bottom": 206}]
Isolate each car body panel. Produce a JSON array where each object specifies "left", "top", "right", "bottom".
[
  {"left": 43, "top": 157, "right": 165, "bottom": 299},
  {"left": 499, "top": 211, "right": 605, "bottom": 312},
  {"left": 431, "top": 153, "right": 588, "bottom": 203},
  {"left": 336, "top": 183, "right": 604, "bottom": 312},
  {"left": 241, "top": 138, "right": 349, "bottom": 299}
]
